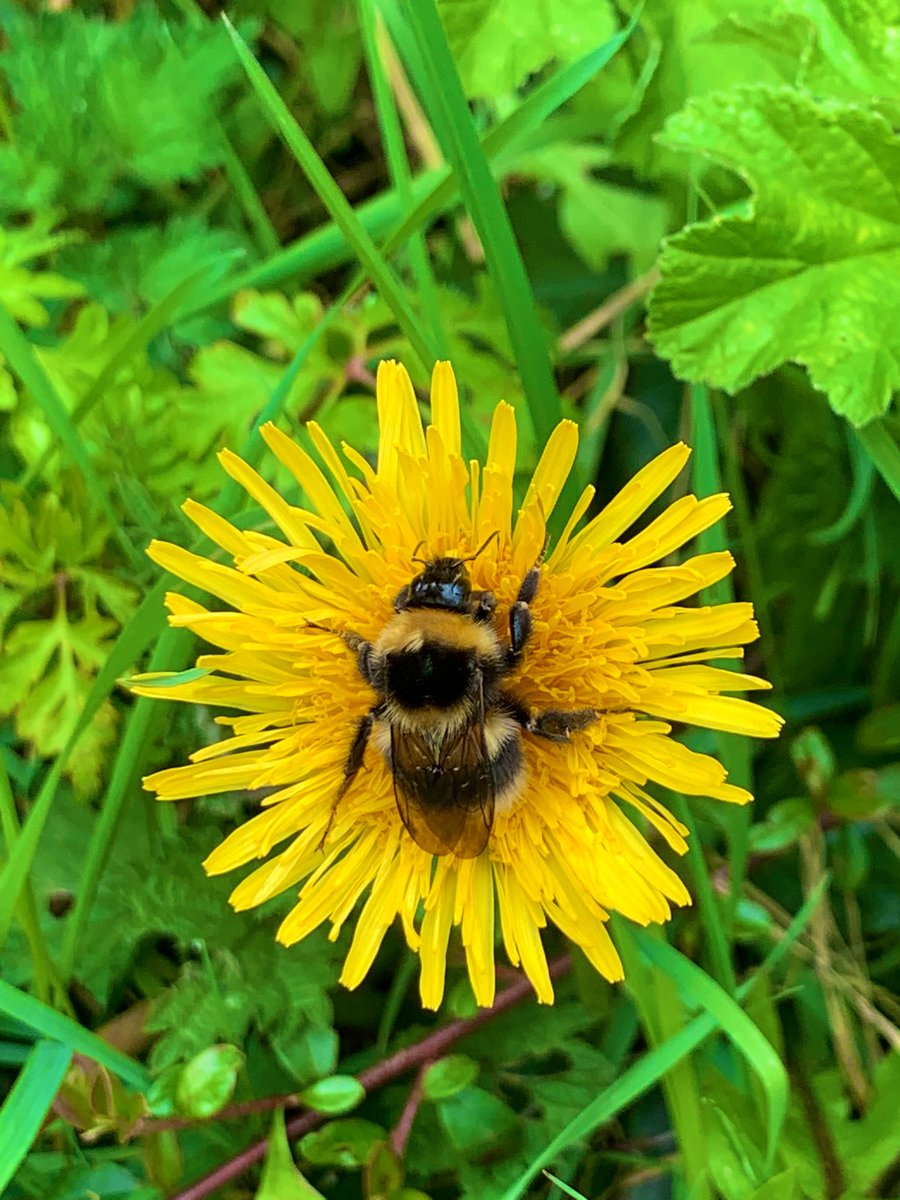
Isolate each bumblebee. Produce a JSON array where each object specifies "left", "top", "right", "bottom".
[{"left": 333, "top": 539, "right": 597, "bottom": 858}]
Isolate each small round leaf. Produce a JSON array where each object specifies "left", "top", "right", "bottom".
[
  {"left": 299, "top": 1118, "right": 386, "bottom": 1167},
  {"left": 423, "top": 1055, "right": 479, "bottom": 1100},
  {"left": 175, "top": 1044, "right": 243, "bottom": 1119},
  {"left": 300, "top": 1074, "right": 365, "bottom": 1115}
]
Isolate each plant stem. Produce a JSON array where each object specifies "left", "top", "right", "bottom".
[
  {"left": 854, "top": 417, "right": 900, "bottom": 503},
  {"left": 167, "top": 956, "right": 571, "bottom": 1200}
]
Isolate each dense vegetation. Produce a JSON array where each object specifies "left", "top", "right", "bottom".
[{"left": 1, "top": 2, "right": 898, "bottom": 1199}]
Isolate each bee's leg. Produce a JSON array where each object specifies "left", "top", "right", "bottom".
[
  {"left": 504, "top": 694, "right": 596, "bottom": 742},
  {"left": 472, "top": 590, "right": 496, "bottom": 623},
  {"left": 506, "top": 537, "right": 549, "bottom": 668},
  {"left": 342, "top": 632, "right": 382, "bottom": 690},
  {"left": 319, "top": 705, "right": 380, "bottom": 850}
]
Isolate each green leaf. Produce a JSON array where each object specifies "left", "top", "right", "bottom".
[
  {"left": 0, "top": 980, "right": 150, "bottom": 1089},
  {"left": 221, "top": 14, "right": 435, "bottom": 374},
  {"left": 436, "top": 0, "right": 618, "bottom": 97},
  {"left": 826, "top": 765, "right": 900, "bottom": 820},
  {"left": 515, "top": 143, "right": 668, "bottom": 273},
  {"left": 0, "top": 211, "right": 83, "bottom": 331},
  {"left": 0, "top": 1039, "right": 72, "bottom": 1193},
  {"left": 648, "top": 88, "right": 900, "bottom": 426},
  {"left": 436, "top": 1086, "right": 519, "bottom": 1157},
  {"left": 0, "top": 8, "right": 241, "bottom": 215},
  {"left": 707, "top": 0, "right": 900, "bottom": 119},
  {"left": 299, "top": 1118, "right": 386, "bottom": 1167},
  {"left": 300, "top": 1075, "right": 365, "bottom": 1115},
  {"left": 257, "top": 1110, "right": 326, "bottom": 1199},
  {"left": 857, "top": 703, "right": 900, "bottom": 754},
  {"left": 393, "top": 0, "right": 568, "bottom": 446},
  {"left": 497, "top": 879, "right": 828, "bottom": 1199},
  {"left": 635, "top": 935, "right": 789, "bottom": 1174},
  {"left": 748, "top": 1169, "right": 799, "bottom": 1200},
  {"left": 174, "top": 1044, "right": 244, "bottom": 1119},
  {"left": 423, "top": 1055, "right": 479, "bottom": 1101}
]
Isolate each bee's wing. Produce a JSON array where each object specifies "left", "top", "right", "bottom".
[{"left": 391, "top": 679, "right": 494, "bottom": 859}]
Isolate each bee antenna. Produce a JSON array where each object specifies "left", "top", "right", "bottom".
[
  {"left": 410, "top": 539, "right": 429, "bottom": 566},
  {"left": 461, "top": 530, "right": 499, "bottom": 564}
]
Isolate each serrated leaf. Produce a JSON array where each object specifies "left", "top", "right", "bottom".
[
  {"left": 437, "top": 0, "right": 618, "bottom": 97},
  {"left": 707, "top": 0, "right": 900, "bottom": 120},
  {"left": 257, "top": 1110, "right": 326, "bottom": 1199},
  {"left": 0, "top": 211, "right": 83, "bottom": 329},
  {"left": 0, "top": 9, "right": 241, "bottom": 215},
  {"left": 648, "top": 88, "right": 900, "bottom": 425}
]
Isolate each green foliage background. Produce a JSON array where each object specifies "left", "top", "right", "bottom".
[{"left": 1, "top": 1, "right": 898, "bottom": 1199}]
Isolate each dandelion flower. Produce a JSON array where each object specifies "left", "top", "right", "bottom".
[{"left": 133, "top": 361, "right": 782, "bottom": 1008}]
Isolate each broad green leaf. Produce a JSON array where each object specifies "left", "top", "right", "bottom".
[
  {"left": 515, "top": 144, "right": 669, "bottom": 273},
  {"left": 648, "top": 88, "right": 900, "bottom": 426},
  {"left": 707, "top": 0, "right": 900, "bottom": 119},
  {"left": 257, "top": 1110, "right": 325, "bottom": 1199},
  {"left": 174, "top": 1043, "right": 244, "bottom": 1119},
  {"left": 299, "top": 1118, "right": 386, "bottom": 1167},
  {"left": 436, "top": 0, "right": 618, "bottom": 97},
  {"left": 0, "top": 1039, "right": 72, "bottom": 1193}
]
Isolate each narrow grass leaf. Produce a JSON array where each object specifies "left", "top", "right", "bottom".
[
  {"left": 854, "top": 417, "right": 900, "bottom": 504},
  {"left": 635, "top": 933, "right": 788, "bottom": 1173},
  {"left": 221, "top": 15, "right": 435, "bottom": 373},
  {"left": 59, "top": 627, "right": 188, "bottom": 981},
  {"left": 0, "top": 1039, "right": 72, "bottom": 1193},
  {"left": 0, "top": 984, "right": 149, "bottom": 1089},
  {"left": 499, "top": 880, "right": 827, "bottom": 1199},
  {"left": 0, "top": 303, "right": 142, "bottom": 569},
  {"left": 394, "top": 0, "right": 561, "bottom": 444},
  {"left": 186, "top": 22, "right": 637, "bottom": 316}
]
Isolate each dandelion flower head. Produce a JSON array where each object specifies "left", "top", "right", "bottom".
[{"left": 133, "top": 361, "right": 782, "bottom": 1008}]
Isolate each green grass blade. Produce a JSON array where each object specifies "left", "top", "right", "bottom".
[
  {"left": 671, "top": 793, "right": 738, "bottom": 996},
  {"left": 185, "top": 23, "right": 636, "bottom": 315},
  {"left": 0, "top": 761, "right": 59, "bottom": 1005},
  {"left": 0, "top": 303, "right": 143, "bottom": 570},
  {"left": 58, "top": 627, "right": 187, "bottom": 981},
  {"left": 0, "top": 1039, "right": 72, "bottom": 1193},
  {"left": 690, "top": 382, "right": 752, "bottom": 935},
  {"left": 0, "top": 983, "right": 149, "bottom": 1089},
  {"left": 359, "top": 0, "right": 447, "bottom": 356},
  {"left": 616, "top": 923, "right": 711, "bottom": 1198},
  {"left": 499, "top": 880, "right": 827, "bottom": 1199},
  {"left": 221, "top": 14, "right": 435, "bottom": 372},
  {"left": 636, "top": 934, "right": 788, "bottom": 1174},
  {"left": 394, "top": 0, "right": 561, "bottom": 444},
  {"left": 854, "top": 417, "right": 900, "bottom": 503}
]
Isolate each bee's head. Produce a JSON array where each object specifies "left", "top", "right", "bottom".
[
  {"left": 406, "top": 556, "right": 472, "bottom": 611},
  {"left": 401, "top": 533, "right": 498, "bottom": 613}
]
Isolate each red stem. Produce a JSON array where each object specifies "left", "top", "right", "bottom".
[{"left": 169, "top": 956, "right": 571, "bottom": 1200}]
